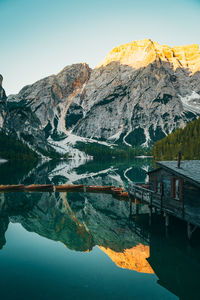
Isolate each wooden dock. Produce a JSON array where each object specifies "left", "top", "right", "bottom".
[
  {"left": 129, "top": 183, "right": 200, "bottom": 239},
  {"left": 0, "top": 184, "right": 129, "bottom": 200}
]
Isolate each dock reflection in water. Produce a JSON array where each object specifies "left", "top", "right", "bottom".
[{"left": 0, "top": 158, "right": 199, "bottom": 300}]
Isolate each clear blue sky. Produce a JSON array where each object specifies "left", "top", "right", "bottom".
[{"left": 1, "top": 0, "right": 200, "bottom": 94}]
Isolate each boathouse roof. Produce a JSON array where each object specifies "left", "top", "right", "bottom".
[{"left": 154, "top": 160, "right": 200, "bottom": 187}]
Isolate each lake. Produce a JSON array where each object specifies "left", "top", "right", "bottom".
[{"left": 0, "top": 158, "right": 199, "bottom": 300}]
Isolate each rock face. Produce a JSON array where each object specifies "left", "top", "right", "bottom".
[
  {"left": 0, "top": 75, "right": 7, "bottom": 129},
  {"left": 97, "top": 39, "right": 200, "bottom": 74},
  {"left": 70, "top": 40, "right": 200, "bottom": 146},
  {"left": 4, "top": 64, "right": 91, "bottom": 155},
  {"left": 7, "top": 63, "right": 91, "bottom": 137},
  {"left": 2, "top": 39, "right": 200, "bottom": 156}
]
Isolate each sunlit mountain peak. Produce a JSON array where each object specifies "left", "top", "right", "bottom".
[{"left": 97, "top": 39, "right": 200, "bottom": 74}]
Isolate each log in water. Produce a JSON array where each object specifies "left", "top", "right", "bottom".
[
  {"left": 0, "top": 184, "right": 130, "bottom": 198},
  {"left": 25, "top": 184, "right": 54, "bottom": 191},
  {"left": 0, "top": 184, "right": 25, "bottom": 191},
  {"left": 56, "top": 184, "right": 84, "bottom": 192}
]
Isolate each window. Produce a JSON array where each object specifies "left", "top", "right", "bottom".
[
  {"left": 175, "top": 179, "right": 179, "bottom": 199},
  {"left": 154, "top": 181, "right": 162, "bottom": 194},
  {"left": 171, "top": 177, "right": 183, "bottom": 200}
]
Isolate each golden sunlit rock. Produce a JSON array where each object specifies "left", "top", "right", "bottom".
[
  {"left": 97, "top": 39, "right": 200, "bottom": 74},
  {"left": 99, "top": 243, "right": 154, "bottom": 274}
]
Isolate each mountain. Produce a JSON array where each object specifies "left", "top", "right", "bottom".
[
  {"left": 97, "top": 40, "right": 200, "bottom": 73},
  {"left": 1, "top": 39, "right": 200, "bottom": 158},
  {"left": 0, "top": 74, "right": 7, "bottom": 128},
  {"left": 2, "top": 64, "right": 92, "bottom": 158},
  {"left": 0, "top": 75, "right": 39, "bottom": 160},
  {"left": 153, "top": 117, "right": 200, "bottom": 160},
  {"left": 70, "top": 39, "right": 200, "bottom": 146}
]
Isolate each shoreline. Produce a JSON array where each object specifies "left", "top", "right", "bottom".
[{"left": 135, "top": 156, "right": 153, "bottom": 159}]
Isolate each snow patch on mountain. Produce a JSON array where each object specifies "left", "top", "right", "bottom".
[
  {"left": 108, "top": 125, "right": 123, "bottom": 142},
  {"left": 179, "top": 91, "right": 200, "bottom": 113},
  {"left": 48, "top": 133, "right": 115, "bottom": 160}
]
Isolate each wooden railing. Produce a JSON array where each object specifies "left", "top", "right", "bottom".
[
  {"left": 129, "top": 182, "right": 182, "bottom": 215},
  {"left": 129, "top": 183, "right": 200, "bottom": 228},
  {"left": 128, "top": 183, "right": 159, "bottom": 205}
]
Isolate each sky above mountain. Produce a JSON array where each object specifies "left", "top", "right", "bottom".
[{"left": 1, "top": 0, "right": 200, "bottom": 94}]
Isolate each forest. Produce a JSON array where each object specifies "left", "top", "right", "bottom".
[
  {"left": 153, "top": 117, "right": 200, "bottom": 160},
  {"left": 75, "top": 141, "right": 152, "bottom": 160},
  {"left": 0, "top": 131, "right": 38, "bottom": 161}
]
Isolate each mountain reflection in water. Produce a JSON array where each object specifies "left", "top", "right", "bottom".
[
  {"left": 99, "top": 244, "right": 154, "bottom": 274},
  {"left": 0, "top": 158, "right": 200, "bottom": 300}
]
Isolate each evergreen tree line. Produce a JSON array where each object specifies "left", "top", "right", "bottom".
[
  {"left": 0, "top": 131, "right": 38, "bottom": 161},
  {"left": 153, "top": 117, "right": 200, "bottom": 160},
  {"left": 75, "top": 141, "right": 152, "bottom": 160}
]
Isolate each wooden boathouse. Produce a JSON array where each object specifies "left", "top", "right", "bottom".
[{"left": 129, "top": 160, "right": 200, "bottom": 239}]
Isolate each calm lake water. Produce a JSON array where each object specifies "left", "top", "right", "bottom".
[{"left": 0, "top": 158, "right": 199, "bottom": 300}]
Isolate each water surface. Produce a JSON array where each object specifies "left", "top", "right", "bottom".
[{"left": 0, "top": 158, "right": 199, "bottom": 300}]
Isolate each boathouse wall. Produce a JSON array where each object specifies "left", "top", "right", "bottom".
[
  {"left": 148, "top": 168, "right": 200, "bottom": 205},
  {"left": 149, "top": 168, "right": 174, "bottom": 199}
]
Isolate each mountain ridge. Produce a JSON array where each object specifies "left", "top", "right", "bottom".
[
  {"left": 97, "top": 39, "right": 200, "bottom": 74},
  {"left": 1, "top": 39, "right": 200, "bottom": 158}
]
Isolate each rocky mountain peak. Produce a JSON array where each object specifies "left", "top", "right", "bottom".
[
  {"left": 0, "top": 74, "right": 7, "bottom": 129},
  {"left": 0, "top": 74, "right": 6, "bottom": 101},
  {"left": 97, "top": 39, "right": 200, "bottom": 74},
  {"left": 1, "top": 40, "right": 200, "bottom": 158},
  {"left": 0, "top": 74, "right": 3, "bottom": 87}
]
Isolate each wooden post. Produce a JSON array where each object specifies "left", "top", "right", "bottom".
[
  {"left": 164, "top": 213, "right": 169, "bottom": 237},
  {"left": 154, "top": 181, "right": 157, "bottom": 193},
  {"left": 136, "top": 203, "right": 139, "bottom": 215},
  {"left": 160, "top": 181, "right": 164, "bottom": 211},
  {"left": 150, "top": 193, "right": 152, "bottom": 206},
  {"left": 129, "top": 197, "right": 132, "bottom": 216},
  {"left": 83, "top": 185, "right": 86, "bottom": 193},
  {"left": 149, "top": 205, "right": 152, "bottom": 226},
  {"left": 187, "top": 222, "right": 192, "bottom": 240},
  {"left": 182, "top": 188, "right": 185, "bottom": 219},
  {"left": 171, "top": 177, "right": 175, "bottom": 198},
  {"left": 187, "top": 223, "right": 197, "bottom": 240},
  {"left": 161, "top": 194, "right": 163, "bottom": 211},
  {"left": 164, "top": 212, "right": 169, "bottom": 227}
]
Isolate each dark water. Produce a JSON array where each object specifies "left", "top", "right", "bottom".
[{"left": 0, "top": 158, "right": 199, "bottom": 300}]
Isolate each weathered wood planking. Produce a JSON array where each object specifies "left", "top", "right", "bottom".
[
  {"left": 129, "top": 183, "right": 200, "bottom": 228},
  {"left": 25, "top": 184, "right": 54, "bottom": 191},
  {"left": 0, "top": 184, "right": 25, "bottom": 191},
  {"left": 56, "top": 184, "right": 84, "bottom": 192},
  {"left": 0, "top": 184, "right": 129, "bottom": 199}
]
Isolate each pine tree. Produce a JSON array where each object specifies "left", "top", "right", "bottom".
[{"left": 153, "top": 118, "right": 200, "bottom": 160}]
